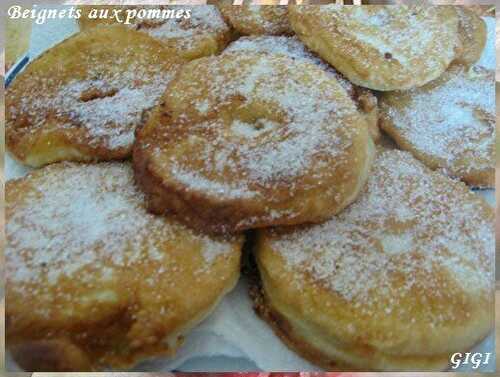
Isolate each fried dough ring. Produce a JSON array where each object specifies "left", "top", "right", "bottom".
[
  {"left": 78, "top": 5, "right": 232, "bottom": 60},
  {"left": 134, "top": 52, "right": 375, "bottom": 234},
  {"left": 6, "top": 162, "right": 242, "bottom": 371},
  {"left": 289, "top": 5, "right": 460, "bottom": 91},
  {"left": 217, "top": 3, "right": 292, "bottom": 35},
  {"left": 224, "top": 35, "right": 380, "bottom": 141},
  {"left": 379, "top": 64, "right": 495, "bottom": 188},
  {"left": 6, "top": 26, "right": 183, "bottom": 168},
  {"left": 255, "top": 149, "right": 494, "bottom": 371}
]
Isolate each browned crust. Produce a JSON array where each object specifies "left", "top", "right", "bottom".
[
  {"left": 250, "top": 242, "right": 492, "bottom": 372},
  {"left": 7, "top": 302, "right": 179, "bottom": 371},
  {"left": 78, "top": 5, "right": 234, "bottom": 61},
  {"left": 378, "top": 63, "right": 494, "bottom": 189},
  {"left": 6, "top": 26, "right": 183, "bottom": 168},
  {"left": 6, "top": 125, "right": 132, "bottom": 167},
  {"left": 380, "top": 114, "right": 494, "bottom": 189},
  {"left": 133, "top": 55, "right": 376, "bottom": 235},
  {"left": 353, "top": 87, "right": 380, "bottom": 142},
  {"left": 6, "top": 163, "right": 243, "bottom": 371},
  {"left": 133, "top": 137, "right": 302, "bottom": 235},
  {"left": 133, "top": 125, "right": 255, "bottom": 235},
  {"left": 288, "top": 6, "right": 459, "bottom": 91},
  {"left": 9, "top": 339, "right": 92, "bottom": 372},
  {"left": 9, "top": 338, "right": 179, "bottom": 372},
  {"left": 133, "top": 114, "right": 375, "bottom": 235},
  {"left": 250, "top": 272, "right": 451, "bottom": 372},
  {"left": 249, "top": 273, "right": 348, "bottom": 371},
  {"left": 252, "top": 278, "right": 492, "bottom": 372},
  {"left": 6, "top": 28, "right": 129, "bottom": 166},
  {"left": 216, "top": 2, "right": 293, "bottom": 36}
]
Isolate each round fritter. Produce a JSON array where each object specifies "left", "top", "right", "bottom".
[
  {"left": 133, "top": 52, "right": 375, "bottom": 235},
  {"left": 224, "top": 35, "right": 380, "bottom": 141},
  {"left": 255, "top": 149, "right": 494, "bottom": 371},
  {"left": 78, "top": 5, "right": 232, "bottom": 60},
  {"left": 6, "top": 162, "right": 242, "bottom": 371},
  {"left": 217, "top": 3, "right": 292, "bottom": 35},
  {"left": 289, "top": 5, "right": 460, "bottom": 91},
  {"left": 6, "top": 26, "right": 183, "bottom": 168},
  {"left": 379, "top": 64, "right": 495, "bottom": 188}
]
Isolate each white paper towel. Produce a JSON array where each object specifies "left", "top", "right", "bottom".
[{"left": 5, "top": 6, "right": 496, "bottom": 372}]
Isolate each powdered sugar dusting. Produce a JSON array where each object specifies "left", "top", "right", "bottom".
[
  {"left": 6, "top": 163, "right": 235, "bottom": 291},
  {"left": 334, "top": 6, "right": 455, "bottom": 68},
  {"left": 138, "top": 6, "right": 229, "bottom": 50},
  {"left": 293, "top": 5, "right": 458, "bottom": 88},
  {"left": 270, "top": 150, "right": 494, "bottom": 319},
  {"left": 57, "top": 74, "right": 168, "bottom": 149},
  {"left": 154, "top": 53, "right": 361, "bottom": 203},
  {"left": 169, "top": 160, "right": 258, "bottom": 199},
  {"left": 381, "top": 65, "right": 494, "bottom": 178},
  {"left": 7, "top": 35, "right": 176, "bottom": 152},
  {"left": 221, "top": 5, "right": 290, "bottom": 35},
  {"left": 224, "top": 35, "right": 355, "bottom": 95},
  {"left": 246, "top": 5, "right": 289, "bottom": 34}
]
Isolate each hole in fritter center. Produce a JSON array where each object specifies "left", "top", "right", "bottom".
[
  {"left": 231, "top": 118, "right": 279, "bottom": 138},
  {"left": 229, "top": 100, "right": 286, "bottom": 138},
  {"left": 79, "top": 87, "right": 118, "bottom": 102}
]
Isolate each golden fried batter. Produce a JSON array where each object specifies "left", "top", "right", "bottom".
[
  {"left": 6, "top": 26, "right": 183, "bottom": 168},
  {"left": 380, "top": 64, "right": 495, "bottom": 188},
  {"left": 217, "top": 2, "right": 292, "bottom": 35},
  {"left": 224, "top": 35, "right": 380, "bottom": 141},
  {"left": 289, "top": 5, "right": 460, "bottom": 91},
  {"left": 134, "top": 52, "right": 374, "bottom": 234},
  {"left": 78, "top": 5, "right": 232, "bottom": 60},
  {"left": 6, "top": 163, "right": 242, "bottom": 371},
  {"left": 255, "top": 149, "right": 494, "bottom": 371}
]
